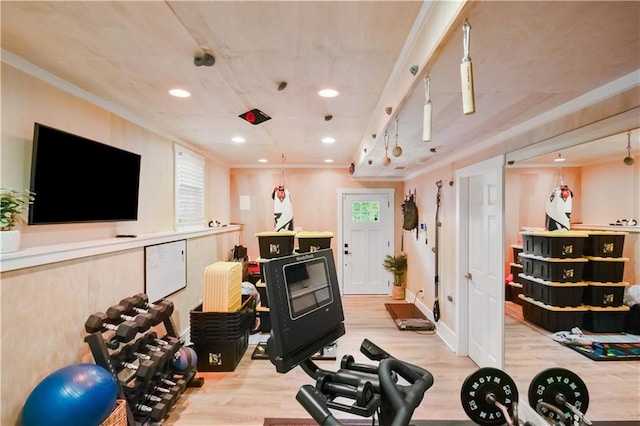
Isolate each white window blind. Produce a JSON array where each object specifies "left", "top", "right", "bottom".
[{"left": 174, "top": 144, "right": 205, "bottom": 228}]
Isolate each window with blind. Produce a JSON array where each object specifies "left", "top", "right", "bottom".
[{"left": 174, "top": 144, "right": 205, "bottom": 229}]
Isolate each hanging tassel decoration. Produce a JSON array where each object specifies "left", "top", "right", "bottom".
[
  {"left": 423, "top": 75, "right": 432, "bottom": 142},
  {"left": 392, "top": 117, "right": 402, "bottom": 157},
  {"left": 460, "top": 20, "right": 476, "bottom": 115},
  {"left": 382, "top": 130, "right": 391, "bottom": 166}
]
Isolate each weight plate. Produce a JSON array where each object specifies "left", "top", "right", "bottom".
[
  {"left": 528, "top": 367, "right": 589, "bottom": 422},
  {"left": 460, "top": 367, "right": 519, "bottom": 425}
]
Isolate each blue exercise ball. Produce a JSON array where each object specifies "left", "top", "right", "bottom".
[
  {"left": 21, "top": 363, "right": 117, "bottom": 426},
  {"left": 186, "top": 346, "right": 198, "bottom": 368},
  {"left": 171, "top": 346, "right": 198, "bottom": 371}
]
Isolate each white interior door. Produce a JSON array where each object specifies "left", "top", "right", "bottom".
[
  {"left": 456, "top": 156, "right": 504, "bottom": 369},
  {"left": 338, "top": 190, "right": 393, "bottom": 295}
]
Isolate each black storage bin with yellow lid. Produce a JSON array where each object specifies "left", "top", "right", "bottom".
[
  {"left": 583, "top": 231, "right": 627, "bottom": 258},
  {"left": 519, "top": 253, "right": 587, "bottom": 283},
  {"left": 583, "top": 305, "right": 630, "bottom": 333},
  {"left": 583, "top": 282, "right": 628, "bottom": 307},
  {"left": 297, "top": 231, "right": 333, "bottom": 253},
  {"left": 520, "top": 274, "right": 586, "bottom": 307},
  {"left": 520, "top": 231, "right": 588, "bottom": 258},
  {"left": 518, "top": 294, "right": 587, "bottom": 332},
  {"left": 256, "top": 231, "right": 296, "bottom": 259},
  {"left": 583, "top": 257, "right": 628, "bottom": 283}
]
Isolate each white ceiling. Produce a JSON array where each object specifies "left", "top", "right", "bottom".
[{"left": 2, "top": 1, "right": 639, "bottom": 180}]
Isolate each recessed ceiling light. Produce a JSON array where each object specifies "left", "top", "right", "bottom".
[
  {"left": 169, "top": 88, "right": 191, "bottom": 98},
  {"left": 322, "top": 137, "right": 335, "bottom": 144},
  {"left": 258, "top": 159, "right": 268, "bottom": 163},
  {"left": 324, "top": 159, "right": 334, "bottom": 163},
  {"left": 232, "top": 136, "right": 245, "bottom": 143},
  {"left": 318, "top": 88, "right": 339, "bottom": 98}
]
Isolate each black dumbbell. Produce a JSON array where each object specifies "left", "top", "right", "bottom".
[
  {"left": 106, "top": 304, "right": 153, "bottom": 332},
  {"left": 112, "top": 356, "right": 156, "bottom": 382},
  {"left": 159, "top": 376, "right": 186, "bottom": 394},
  {"left": 134, "top": 401, "right": 168, "bottom": 422},
  {"left": 121, "top": 343, "right": 167, "bottom": 371},
  {"left": 144, "top": 391, "right": 174, "bottom": 408},
  {"left": 130, "top": 293, "right": 174, "bottom": 318},
  {"left": 145, "top": 332, "right": 180, "bottom": 356},
  {"left": 84, "top": 312, "right": 137, "bottom": 343},
  {"left": 119, "top": 297, "right": 166, "bottom": 326},
  {"left": 152, "top": 384, "right": 181, "bottom": 402},
  {"left": 316, "top": 374, "right": 374, "bottom": 407}
]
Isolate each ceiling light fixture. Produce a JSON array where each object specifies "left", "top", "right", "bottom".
[
  {"left": 322, "top": 137, "right": 335, "bottom": 144},
  {"left": 258, "top": 159, "right": 268, "bottom": 163},
  {"left": 318, "top": 88, "right": 339, "bottom": 98},
  {"left": 324, "top": 159, "right": 334, "bottom": 163},
  {"left": 554, "top": 153, "right": 565, "bottom": 163},
  {"left": 231, "top": 136, "right": 245, "bottom": 143},
  {"left": 169, "top": 88, "right": 191, "bottom": 98},
  {"left": 623, "top": 131, "right": 635, "bottom": 166}
]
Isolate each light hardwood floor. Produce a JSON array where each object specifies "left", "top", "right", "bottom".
[{"left": 165, "top": 296, "right": 640, "bottom": 425}]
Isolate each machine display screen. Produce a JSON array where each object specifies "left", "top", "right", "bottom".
[{"left": 284, "top": 258, "right": 332, "bottom": 319}]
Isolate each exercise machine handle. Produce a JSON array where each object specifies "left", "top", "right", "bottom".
[
  {"left": 296, "top": 385, "right": 342, "bottom": 426},
  {"left": 378, "top": 358, "right": 434, "bottom": 426}
]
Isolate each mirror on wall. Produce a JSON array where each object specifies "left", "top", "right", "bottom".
[{"left": 502, "top": 129, "right": 639, "bottom": 421}]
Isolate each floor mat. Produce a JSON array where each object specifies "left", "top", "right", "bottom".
[
  {"left": 384, "top": 303, "right": 435, "bottom": 331},
  {"left": 566, "top": 341, "right": 640, "bottom": 361}
]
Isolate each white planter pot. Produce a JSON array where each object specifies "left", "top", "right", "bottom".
[{"left": 0, "top": 230, "right": 21, "bottom": 253}]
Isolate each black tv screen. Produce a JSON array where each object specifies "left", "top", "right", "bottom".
[
  {"left": 263, "top": 249, "right": 345, "bottom": 373},
  {"left": 28, "top": 123, "right": 141, "bottom": 225}
]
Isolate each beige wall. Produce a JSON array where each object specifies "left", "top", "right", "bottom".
[
  {"left": 403, "top": 162, "right": 458, "bottom": 333},
  {"left": 1, "top": 63, "right": 231, "bottom": 248},
  {"left": 0, "top": 63, "right": 239, "bottom": 424},
  {"left": 230, "top": 168, "right": 404, "bottom": 260},
  {"left": 504, "top": 166, "right": 582, "bottom": 263}
]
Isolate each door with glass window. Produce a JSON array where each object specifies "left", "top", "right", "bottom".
[{"left": 340, "top": 191, "right": 393, "bottom": 294}]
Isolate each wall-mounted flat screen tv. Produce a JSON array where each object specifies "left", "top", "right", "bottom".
[{"left": 28, "top": 123, "right": 141, "bottom": 225}]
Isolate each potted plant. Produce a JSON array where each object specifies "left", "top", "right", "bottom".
[
  {"left": 383, "top": 252, "right": 407, "bottom": 299},
  {"left": 0, "top": 188, "right": 35, "bottom": 253}
]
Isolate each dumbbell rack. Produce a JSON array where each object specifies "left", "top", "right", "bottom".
[{"left": 84, "top": 294, "right": 201, "bottom": 425}]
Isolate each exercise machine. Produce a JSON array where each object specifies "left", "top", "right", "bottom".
[{"left": 261, "top": 249, "right": 434, "bottom": 426}]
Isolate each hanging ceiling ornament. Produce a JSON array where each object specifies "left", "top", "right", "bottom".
[
  {"left": 382, "top": 130, "right": 391, "bottom": 166},
  {"left": 460, "top": 19, "right": 476, "bottom": 115},
  {"left": 623, "top": 131, "right": 635, "bottom": 166},
  {"left": 392, "top": 117, "right": 402, "bottom": 157},
  {"left": 423, "top": 75, "right": 432, "bottom": 142}
]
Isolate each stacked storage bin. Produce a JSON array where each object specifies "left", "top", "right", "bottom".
[
  {"left": 296, "top": 231, "right": 334, "bottom": 253},
  {"left": 255, "top": 231, "right": 297, "bottom": 333},
  {"left": 582, "top": 231, "right": 629, "bottom": 332},
  {"left": 190, "top": 296, "right": 256, "bottom": 371},
  {"left": 517, "top": 231, "right": 589, "bottom": 332},
  {"left": 508, "top": 244, "right": 524, "bottom": 304},
  {"left": 191, "top": 262, "right": 256, "bottom": 371}
]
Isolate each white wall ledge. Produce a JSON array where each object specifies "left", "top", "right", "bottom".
[
  {"left": 0, "top": 225, "right": 241, "bottom": 273},
  {"left": 572, "top": 224, "right": 640, "bottom": 233}
]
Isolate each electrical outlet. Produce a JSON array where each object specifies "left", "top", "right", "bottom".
[{"left": 418, "top": 288, "right": 425, "bottom": 298}]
